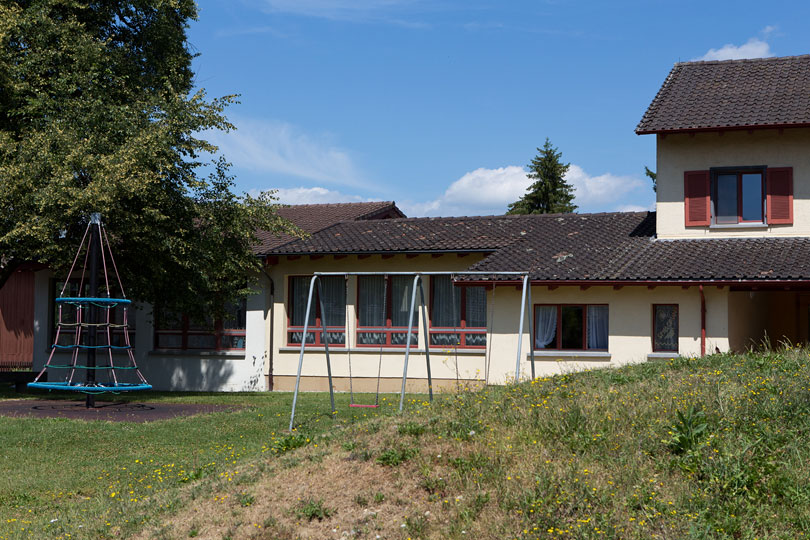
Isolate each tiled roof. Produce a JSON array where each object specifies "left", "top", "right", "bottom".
[
  {"left": 467, "top": 212, "right": 810, "bottom": 282},
  {"left": 255, "top": 201, "right": 404, "bottom": 254},
  {"left": 636, "top": 55, "right": 810, "bottom": 134},
  {"left": 264, "top": 214, "right": 539, "bottom": 255},
  {"left": 267, "top": 209, "right": 810, "bottom": 282}
]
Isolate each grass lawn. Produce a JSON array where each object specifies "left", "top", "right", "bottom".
[
  {"left": 0, "top": 389, "right": 413, "bottom": 539},
  {"left": 6, "top": 348, "right": 810, "bottom": 539}
]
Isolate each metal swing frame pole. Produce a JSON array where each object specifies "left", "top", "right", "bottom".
[
  {"left": 514, "top": 274, "right": 530, "bottom": 384},
  {"left": 527, "top": 277, "right": 536, "bottom": 380},
  {"left": 289, "top": 276, "right": 335, "bottom": 431},
  {"left": 400, "top": 274, "right": 431, "bottom": 413},
  {"left": 85, "top": 216, "right": 101, "bottom": 408}
]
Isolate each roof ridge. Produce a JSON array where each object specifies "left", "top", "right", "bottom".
[{"left": 674, "top": 54, "right": 810, "bottom": 67}]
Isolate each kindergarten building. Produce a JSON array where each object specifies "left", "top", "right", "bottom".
[{"left": 5, "top": 54, "right": 810, "bottom": 392}]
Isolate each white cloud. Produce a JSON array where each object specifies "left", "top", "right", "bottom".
[
  {"left": 399, "top": 166, "right": 530, "bottom": 217},
  {"left": 269, "top": 186, "right": 369, "bottom": 205},
  {"left": 564, "top": 165, "right": 648, "bottom": 213},
  {"left": 208, "top": 118, "right": 365, "bottom": 188},
  {"left": 694, "top": 28, "right": 775, "bottom": 61},
  {"left": 398, "top": 164, "right": 651, "bottom": 217}
]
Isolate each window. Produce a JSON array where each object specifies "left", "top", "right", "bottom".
[
  {"left": 713, "top": 169, "right": 765, "bottom": 224},
  {"left": 287, "top": 276, "right": 345, "bottom": 346},
  {"left": 429, "top": 276, "right": 487, "bottom": 348},
  {"left": 684, "top": 167, "right": 793, "bottom": 226},
  {"left": 154, "top": 300, "right": 246, "bottom": 351},
  {"left": 52, "top": 279, "right": 134, "bottom": 349},
  {"left": 356, "top": 275, "right": 417, "bottom": 347},
  {"left": 653, "top": 304, "right": 678, "bottom": 352},
  {"left": 533, "top": 304, "right": 608, "bottom": 351}
]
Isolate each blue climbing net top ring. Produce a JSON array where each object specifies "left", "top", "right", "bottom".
[{"left": 56, "top": 297, "right": 131, "bottom": 306}]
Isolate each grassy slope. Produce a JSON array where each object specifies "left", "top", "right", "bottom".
[
  {"left": 141, "top": 349, "right": 810, "bottom": 540},
  {"left": 0, "top": 390, "right": 404, "bottom": 539}
]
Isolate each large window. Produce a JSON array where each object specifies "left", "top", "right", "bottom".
[
  {"left": 534, "top": 304, "right": 608, "bottom": 351},
  {"left": 429, "top": 276, "right": 487, "bottom": 348},
  {"left": 287, "top": 276, "right": 346, "bottom": 346},
  {"left": 653, "top": 304, "right": 678, "bottom": 352},
  {"left": 713, "top": 169, "right": 765, "bottom": 224},
  {"left": 356, "top": 275, "right": 417, "bottom": 347},
  {"left": 154, "top": 300, "right": 246, "bottom": 351}
]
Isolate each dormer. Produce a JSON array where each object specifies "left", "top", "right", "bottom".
[{"left": 637, "top": 55, "right": 810, "bottom": 239}]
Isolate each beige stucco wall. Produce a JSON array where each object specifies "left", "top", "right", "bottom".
[
  {"left": 268, "top": 256, "right": 734, "bottom": 389},
  {"left": 656, "top": 128, "right": 810, "bottom": 239}
]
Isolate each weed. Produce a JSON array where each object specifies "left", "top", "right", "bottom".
[
  {"left": 398, "top": 421, "right": 426, "bottom": 437},
  {"left": 239, "top": 493, "right": 255, "bottom": 507},
  {"left": 354, "top": 494, "right": 368, "bottom": 507},
  {"left": 404, "top": 515, "right": 429, "bottom": 538},
  {"left": 273, "top": 433, "right": 310, "bottom": 455},
  {"left": 295, "top": 498, "right": 334, "bottom": 522},
  {"left": 188, "top": 527, "right": 199, "bottom": 537},
  {"left": 342, "top": 441, "right": 358, "bottom": 451},
  {"left": 665, "top": 405, "right": 708, "bottom": 455},
  {"left": 373, "top": 492, "right": 386, "bottom": 503},
  {"left": 376, "top": 446, "right": 418, "bottom": 466}
]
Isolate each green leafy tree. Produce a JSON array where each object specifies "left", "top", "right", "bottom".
[
  {"left": 507, "top": 138, "right": 577, "bottom": 214},
  {"left": 645, "top": 166, "right": 657, "bottom": 193},
  {"left": 0, "top": 0, "right": 296, "bottom": 318}
]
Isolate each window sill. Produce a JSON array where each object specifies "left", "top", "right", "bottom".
[
  {"left": 708, "top": 223, "right": 768, "bottom": 230},
  {"left": 149, "top": 350, "right": 246, "bottom": 359},
  {"left": 647, "top": 352, "right": 679, "bottom": 360},
  {"left": 280, "top": 346, "right": 426, "bottom": 354},
  {"left": 529, "top": 350, "right": 611, "bottom": 361}
]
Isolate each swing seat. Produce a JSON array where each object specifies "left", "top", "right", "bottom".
[{"left": 349, "top": 403, "right": 379, "bottom": 408}]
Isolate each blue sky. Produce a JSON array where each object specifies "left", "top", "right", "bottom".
[{"left": 189, "top": 0, "right": 810, "bottom": 217}]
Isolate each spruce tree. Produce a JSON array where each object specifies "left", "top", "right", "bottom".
[{"left": 506, "top": 138, "right": 577, "bottom": 214}]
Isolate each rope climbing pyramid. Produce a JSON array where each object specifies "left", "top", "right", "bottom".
[{"left": 29, "top": 214, "right": 151, "bottom": 405}]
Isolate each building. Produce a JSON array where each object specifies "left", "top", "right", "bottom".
[{"left": 7, "top": 54, "right": 810, "bottom": 392}]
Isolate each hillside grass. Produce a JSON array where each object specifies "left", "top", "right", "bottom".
[
  {"left": 139, "top": 348, "right": 810, "bottom": 539},
  {"left": 5, "top": 347, "right": 810, "bottom": 539},
  {"left": 0, "top": 390, "right": 407, "bottom": 539}
]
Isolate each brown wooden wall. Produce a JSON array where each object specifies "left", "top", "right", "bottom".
[{"left": 0, "top": 269, "right": 35, "bottom": 370}]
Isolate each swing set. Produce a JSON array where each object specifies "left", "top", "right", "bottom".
[{"left": 288, "top": 271, "right": 535, "bottom": 430}]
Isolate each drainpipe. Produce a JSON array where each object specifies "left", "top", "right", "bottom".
[
  {"left": 699, "top": 284, "right": 706, "bottom": 357},
  {"left": 261, "top": 266, "right": 275, "bottom": 391}
]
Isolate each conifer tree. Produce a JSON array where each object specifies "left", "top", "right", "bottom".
[{"left": 507, "top": 139, "right": 577, "bottom": 214}]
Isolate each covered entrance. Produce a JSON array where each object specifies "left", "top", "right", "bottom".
[{"left": 728, "top": 287, "right": 810, "bottom": 351}]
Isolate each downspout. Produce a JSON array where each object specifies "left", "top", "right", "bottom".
[
  {"left": 698, "top": 284, "right": 706, "bottom": 356},
  {"left": 261, "top": 265, "right": 275, "bottom": 391}
]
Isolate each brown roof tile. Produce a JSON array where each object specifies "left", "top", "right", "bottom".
[
  {"left": 254, "top": 201, "right": 404, "bottom": 254},
  {"left": 636, "top": 55, "right": 810, "bottom": 134},
  {"left": 264, "top": 214, "right": 539, "bottom": 255},
  {"left": 267, "top": 209, "right": 810, "bottom": 283},
  {"left": 467, "top": 212, "right": 810, "bottom": 282}
]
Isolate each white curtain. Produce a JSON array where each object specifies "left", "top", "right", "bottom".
[
  {"left": 391, "top": 276, "right": 417, "bottom": 327},
  {"left": 318, "top": 276, "right": 345, "bottom": 326},
  {"left": 587, "top": 305, "right": 609, "bottom": 350},
  {"left": 534, "top": 306, "right": 557, "bottom": 348},
  {"left": 358, "top": 276, "right": 385, "bottom": 326},
  {"left": 290, "top": 276, "right": 316, "bottom": 326},
  {"left": 431, "top": 276, "right": 460, "bottom": 327},
  {"left": 465, "top": 286, "right": 487, "bottom": 328}
]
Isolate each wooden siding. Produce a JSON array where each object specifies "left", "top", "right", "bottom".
[{"left": 0, "top": 269, "right": 35, "bottom": 370}]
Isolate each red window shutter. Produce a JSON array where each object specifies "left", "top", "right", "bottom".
[
  {"left": 683, "top": 171, "right": 710, "bottom": 226},
  {"left": 767, "top": 167, "right": 793, "bottom": 225}
]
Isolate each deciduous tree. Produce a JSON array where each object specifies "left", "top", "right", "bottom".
[{"left": 0, "top": 0, "right": 295, "bottom": 318}]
